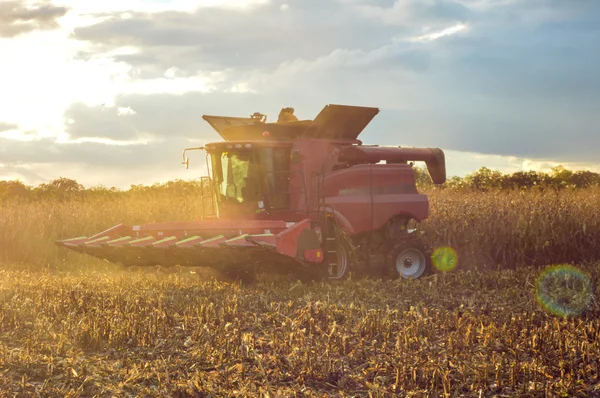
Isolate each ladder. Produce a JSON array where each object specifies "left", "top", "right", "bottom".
[{"left": 315, "top": 168, "right": 339, "bottom": 275}]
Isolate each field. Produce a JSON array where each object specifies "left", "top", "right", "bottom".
[
  {"left": 0, "top": 184, "right": 599, "bottom": 396},
  {"left": 0, "top": 265, "right": 597, "bottom": 397},
  {"left": 3, "top": 185, "right": 600, "bottom": 271}
]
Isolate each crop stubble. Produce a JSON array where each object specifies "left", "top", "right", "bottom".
[{"left": 0, "top": 265, "right": 598, "bottom": 397}]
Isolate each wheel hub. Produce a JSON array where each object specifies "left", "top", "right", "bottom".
[{"left": 395, "top": 247, "right": 426, "bottom": 279}]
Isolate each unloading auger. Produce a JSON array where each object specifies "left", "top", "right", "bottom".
[{"left": 56, "top": 104, "right": 446, "bottom": 280}]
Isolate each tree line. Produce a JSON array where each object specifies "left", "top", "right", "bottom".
[
  {"left": 415, "top": 165, "right": 600, "bottom": 191},
  {"left": 1, "top": 165, "right": 599, "bottom": 201}
]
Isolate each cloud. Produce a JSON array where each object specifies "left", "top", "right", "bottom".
[
  {"left": 70, "top": 1, "right": 409, "bottom": 76},
  {"left": 57, "top": 84, "right": 600, "bottom": 167},
  {"left": 58, "top": 0, "right": 268, "bottom": 15},
  {"left": 62, "top": 91, "right": 284, "bottom": 142},
  {"left": 3, "top": 0, "right": 600, "bottom": 186},
  {"left": 64, "top": 103, "right": 140, "bottom": 141},
  {"left": 0, "top": 134, "right": 214, "bottom": 187},
  {"left": 61, "top": 20, "right": 600, "bottom": 164},
  {"left": 368, "top": 106, "right": 600, "bottom": 163},
  {"left": 117, "top": 106, "right": 136, "bottom": 116},
  {"left": 0, "top": 123, "right": 18, "bottom": 132},
  {"left": 4, "top": 136, "right": 598, "bottom": 188},
  {"left": 355, "top": 0, "right": 472, "bottom": 26},
  {"left": 0, "top": 1, "right": 68, "bottom": 38},
  {"left": 407, "top": 22, "right": 468, "bottom": 42},
  {"left": 0, "top": 134, "right": 192, "bottom": 169}
]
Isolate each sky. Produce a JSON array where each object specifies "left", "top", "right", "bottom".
[{"left": 0, "top": 0, "right": 599, "bottom": 188}]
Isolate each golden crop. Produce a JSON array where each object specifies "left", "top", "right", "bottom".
[
  {"left": 421, "top": 187, "right": 600, "bottom": 270},
  {"left": 1, "top": 186, "right": 599, "bottom": 271},
  {"left": 0, "top": 184, "right": 599, "bottom": 396},
  {"left": 0, "top": 189, "right": 204, "bottom": 268}
]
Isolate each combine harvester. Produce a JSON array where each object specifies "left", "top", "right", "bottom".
[{"left": 56, "top": 105, "right": 446, "bottom": 280}]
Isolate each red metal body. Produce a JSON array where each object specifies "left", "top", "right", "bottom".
[{"left": 56, "top": 104, "right": 445, "bottom": 276}]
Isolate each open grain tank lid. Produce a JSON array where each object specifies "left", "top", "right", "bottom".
[{"left": 202, "top": 104, "right": 380, "bottom": 141}]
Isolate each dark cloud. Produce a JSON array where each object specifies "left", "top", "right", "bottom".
[
  {"left": 63, "top": 92, "right": 273, "bottom": 141},
  {"left": 368, "top": 107, "right": 600, "bottom": 163},
  {"left": 357, "top": 0, "right": 472, "bottom": 25},
  {"left": 0, "top": 136, "right": 182, "bottom": 168},
  {"left": 65, "top": 103, "right": 139, "bottom": 140},
  {"left": 0, "top": 1, "right": 68, "bottom": 38},
  {"left": 71, "top": 0, "right": 447, "bottom": 77},
  {"left": 10, "top": 92, "right": 288, "bottom": 166},
  {"left": 59, "top": 85, "right": 600, "bottom": 165}
]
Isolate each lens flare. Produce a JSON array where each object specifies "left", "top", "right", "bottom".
[
  {"left": 535, "top": 265, "right": 593, "bottom": 318},
  {"left": 431, "top": 246, "right": 458, "bottom": 272}
]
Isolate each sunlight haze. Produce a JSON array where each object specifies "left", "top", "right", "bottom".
[{"left": 1, "top": 0, "right": 599, "bottom": 187}]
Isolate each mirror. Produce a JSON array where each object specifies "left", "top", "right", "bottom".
[{"left": 181, "top": 146, "right": 205, "bottom": 170}]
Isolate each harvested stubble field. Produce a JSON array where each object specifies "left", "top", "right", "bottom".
[
  {"left": 0, "top": 186, "right": 600, "bottom": 396},
  {"left": 0, "top": 265, "right": 598, "bottom": 397}
]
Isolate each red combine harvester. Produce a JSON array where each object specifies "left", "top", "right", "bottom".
[{"left": 56, "top": 105, "right": 446, "bottom": 280}]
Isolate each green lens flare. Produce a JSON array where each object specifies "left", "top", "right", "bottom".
[
  {"left": 535, "top": 265, "right": 593, "bottom": 318},
  {"left": 432, "top": 246, "right": 458, "bottom": 272}
]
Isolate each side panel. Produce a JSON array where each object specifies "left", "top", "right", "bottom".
[
  {"left": 324, "top": 164, "right": 428, "bottom": 235},
  {"left": 369, "top": 164, "right": 429, "bottom": 229},
  {"left": 323, "top": 165, "right": 373, "bottom": 235}
]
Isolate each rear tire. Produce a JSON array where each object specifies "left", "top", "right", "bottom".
[{"left": 387, "top": 234, "right": 431, "bottom": 279}]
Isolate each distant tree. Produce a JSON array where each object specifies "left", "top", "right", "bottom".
[
  {"left": 413, "top": 166, "right": 434, "bottom": 187},
  {"left": 569, "top": 170, "right": 600, "bottom": 188},
  {"left": 0, "top": 180, "right": 30, "bottom": 201},
  {"left": 500, "top": 171, "right": 544, "bottom": 190},
  {"left": 442, "top": 176, "right": 467, "bottom": 190},
  {"left": 549, "top": 165, "right": 574, "bottom": 188},
  {"left": 464, "top": 167, "right": 503, "bottom": 190},
  {"left": 35, "top": 177, "right": 84, "bottom": 200}
]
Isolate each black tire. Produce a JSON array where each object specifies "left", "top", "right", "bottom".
[
  {"left": 387, "top": 234, "right": 431, "bottom": 279},
  {"left": 326, "top": 227, "right": 353, "bottom": 281}
]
